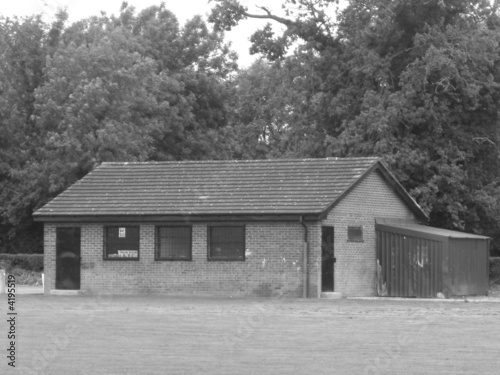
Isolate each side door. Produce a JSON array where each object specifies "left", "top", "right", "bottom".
[
  {"left": 321, "top": 226, "right": 335, "bottom": 292},
  {"left": 55, "top": 227, "right": 81, "bottom": 290}
]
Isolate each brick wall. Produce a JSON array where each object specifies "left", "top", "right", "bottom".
[
  {"left": 306, "top": 223, "right": 321, "bottom": 298},
  {"left": 44, "top": 221, "right": 310, "bottom": 297},
  {"left": 42, "top": 169, "right": 420, "bottom": 298},
  {"left": 319, "top": 170, "right": 419, "bottom": 297},
  {"left": 43, "top": 224, "right": 56, "bottom": 295}
]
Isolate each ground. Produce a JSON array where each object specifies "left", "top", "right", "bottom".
[{"left": 1, "top": 294, "right": 500, "bottom": 375}]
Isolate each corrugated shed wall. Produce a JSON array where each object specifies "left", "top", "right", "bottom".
[
  {"left": 446, "top": 238, "right": 489, "bottom": 296},
  {"left": 377, "top": 229, "right": 443, "bottom": 298},
  {"left": 376, "top": 227, "right": 490, "bottom": 298}
]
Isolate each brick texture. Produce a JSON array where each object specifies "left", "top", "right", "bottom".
[
  {"left": 44, "top": 222, "right": 309, "bottom": 297},
  {"left": 319, "top": 170, "right": 418, "bottom": 297},
  {"left": 42, "top": 169, "right": 419, "bottom": 298}
]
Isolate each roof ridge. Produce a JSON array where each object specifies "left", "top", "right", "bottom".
[{"left": 100, "top": 157, "right": 380, "bottom": 165}]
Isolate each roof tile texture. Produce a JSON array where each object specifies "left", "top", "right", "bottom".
[{"left": 34, "top": 157, "right": 379, "bottom": 216}]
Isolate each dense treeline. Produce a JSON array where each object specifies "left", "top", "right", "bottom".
[
  {"left": 0, "top": 4, "right": 237, "bottom": 253},
  {"left": 1, "top": 1, "right": 499, "bottom": 255},
  {"left": 213, "top": 0, "right": 500, "bottom": 254}
]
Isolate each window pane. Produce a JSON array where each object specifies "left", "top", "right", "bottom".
[
  {"left": 158, "top": 226, "right": 191, "bottom": 260},
  {"left": 210, "top": 226, "right": 245, "bottom": 260},
  {"left": 348, "top": 226, "right": 363, "bottom": 242},
  {"left": 106, "top": 226, "right": 139, "bottom": 259}
]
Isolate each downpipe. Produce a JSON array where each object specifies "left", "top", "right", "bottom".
[{"left": 300, "top": 216, "right": 308, "bottom": 298}]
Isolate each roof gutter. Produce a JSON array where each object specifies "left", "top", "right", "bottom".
[
  {"left": 300, "top": 215, "right": 308, "bottom": 298},
  {"left": 32, "top": 213, "right": 323, "bottom": 223}
]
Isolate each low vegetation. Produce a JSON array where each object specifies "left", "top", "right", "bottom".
[
  {"left": 8, "top": 268, "right": 42, "bottom": 286},
  {"left": 0, "top": 253, "right": 43, "bottom": 272},
  {"left": 0, "top": 254, "right": 43, "bottom": 286},
  {"left": 491, "top": 257, "right": 500, "bottom": 285}
]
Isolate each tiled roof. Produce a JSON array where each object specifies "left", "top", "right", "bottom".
[{"left": 33, "top": 157, "right": 385, "bottom": 218}]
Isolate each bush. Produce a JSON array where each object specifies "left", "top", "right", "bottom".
[
  {"left": 490, "top": 257, "right": 500, "bottom": 284},
  {"left": 0, "top": 253, "right": 44, "bottom": 272},
  {"left": 0, "top": 223, "right": 43, "bottom": 254},
  {"left": 10, "top": 268, "right": 43, "bottom": 286}
]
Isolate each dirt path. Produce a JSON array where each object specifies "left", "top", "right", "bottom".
[{"left": 1, "top": 295, "right": 500, "bottom": 374}]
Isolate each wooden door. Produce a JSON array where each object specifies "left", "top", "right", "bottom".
[
  {"left": 56, "top": 227, "right": 81, "bottom": 290},
  {"left": 321, "top": 226, "right": 335, "bottom": 292}
]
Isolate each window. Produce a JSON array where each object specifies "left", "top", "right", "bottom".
[
  {"left": 104, "top": 226, "right": 140, "bottom": 260},
  {"left": 208, "top": 226, "right": 245, "bottom": 261},
  {"left": 347, "top": 226, "right": 363, "bottom": 242},
  {"left": 156, "top": 226, "right": 192, "bottom": 260}
]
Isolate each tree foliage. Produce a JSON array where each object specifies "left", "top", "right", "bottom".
[
  {"left": 2, "top": 0, "right": 499, "bottom": 256},
  {"left": 211, "top": 0, "right": 500, "bottom": 253},
  {"left": 0, "top": 4, "right": 237, "bottom": 253}
]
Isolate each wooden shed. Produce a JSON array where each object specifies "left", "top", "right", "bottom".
[{"left": 376, "top": 219, "right": 490, "bottom": 298}]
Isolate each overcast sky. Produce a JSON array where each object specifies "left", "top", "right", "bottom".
[{"left": 0, "top": 0, "right": 301, "bottom": 67}]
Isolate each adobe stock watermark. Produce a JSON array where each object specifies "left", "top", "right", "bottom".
[
  {"left": 219, "top": 268, "right": 289, "bottom": 355},
  {"left": 363, "top": 280, "right": 458, "bottom": 375},
  {"left": 363, "top": 305, "right": 439, "bottom": 375},
  {"left": 217, "top": 252, "right": 318, "bottom": 357},
  {"left": 218, "top": 283, "right": 371, "bottom": 359},
  {"left": 15, "top": 293, "right": 109, "bottom": 375},
  {"left": 217, "top": 253, "right": 318, "bottom": 356}
]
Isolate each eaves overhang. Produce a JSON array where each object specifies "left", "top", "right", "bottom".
[{"left": 32, "top": 213, "right": 323, "bottom": 223}]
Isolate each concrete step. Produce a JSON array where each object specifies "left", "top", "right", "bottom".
[
  {"left": 321, "top": 292, "right": 343, "bottom": 299},
  {"left": 50, "top": 289, "right": 81, "bottom": 296}
]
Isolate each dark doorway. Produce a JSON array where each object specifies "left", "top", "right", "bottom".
[
  {"left": 56, "top": 227, "right": 81, "bottom": 290},
  {"left": 321, "top": 226, "right": 335, "bottom": 292}
]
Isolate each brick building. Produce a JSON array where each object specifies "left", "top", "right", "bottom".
[{"left": 33, "top": 158, "right": 428, "bottom": 297}]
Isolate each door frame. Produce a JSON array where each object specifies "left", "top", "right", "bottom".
[
  {"left": 55, "top": 227, "right": 81, "bottom": 290},
  {"left": 321, "top": 226, "right": 335, "bottom": 292}
]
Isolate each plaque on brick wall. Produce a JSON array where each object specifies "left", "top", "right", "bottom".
[{"left": 117, "top": 250, "right": 138, "bottom": 258}]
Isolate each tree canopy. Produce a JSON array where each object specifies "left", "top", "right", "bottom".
[
  {"left": 210, "top": 0, "right": 500, "bottom": 253},
  {"left": 0, "top": 4, "right": 237, "bottom": 253},
  {"left": 1, "top": 0, "right": 499, "bottom": 255}
]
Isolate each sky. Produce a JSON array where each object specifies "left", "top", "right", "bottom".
[{"left": 0, "top": 0, "right": 300, "bottom": 67}]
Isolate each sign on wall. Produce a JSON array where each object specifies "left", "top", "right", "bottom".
[{"left": 117, "top": 250, "right": 138, "bottom": 258}]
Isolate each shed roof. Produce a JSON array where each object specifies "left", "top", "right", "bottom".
[
  {"left": 33, "top": 157, "right": 427, "bottom": 222},
  {"left": 376, "top": 222, "right": 490, "bottom": 240}
]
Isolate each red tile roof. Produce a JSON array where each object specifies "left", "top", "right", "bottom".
[{"left": 33, "top": 157, "right": 425, "bottom": 220}]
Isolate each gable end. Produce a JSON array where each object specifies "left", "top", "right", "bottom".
[{"left": 321, "top": 161, "right": 428, "bottom": 223}]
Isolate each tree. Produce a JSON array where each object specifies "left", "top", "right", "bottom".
[
  {"left": 210, "top": 0, "right": 500, "bottom": 253},
  {"left": 329, "top": 0, "right": 500, "bottom": 247},
  {"left": 109, "top": 5, "right": 238, "bottom": 160},
  {"left": 0, "top": 14, "right": 59, "bottom": 253},
  {"left": 225, "top": 58, "right": 322, "bottom": 159},
  {"left": 0, "top": 4, "right": 238, "bottom": 253}
]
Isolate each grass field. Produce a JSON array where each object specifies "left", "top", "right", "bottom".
[{"left": 2, "top": 294, "right": 500, "bottom": 375}]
